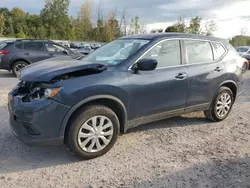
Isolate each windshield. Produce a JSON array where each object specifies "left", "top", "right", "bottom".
[
  {"left": 82, "top": 39, "right": 150, "bottom": 66},
  {"left": 236, "top": 47, "right": 249, "bottom": 52}
]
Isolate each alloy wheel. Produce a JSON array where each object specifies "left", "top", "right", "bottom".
[
  {"left": 77, "top": 115, "right": 114, "bottom": 153},
  {"left": 215, "top": 93, "right": 232, "bottom": 118}
]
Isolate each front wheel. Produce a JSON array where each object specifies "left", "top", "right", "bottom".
[
  {"left": 12, "top": 61, "right": 28, "bottom": 77},
  {"left": 66, "top": 105, "right": 120, "bottom": 159},
  {"left": 204, "top": 87, "right": 234, "bottom": 122}
]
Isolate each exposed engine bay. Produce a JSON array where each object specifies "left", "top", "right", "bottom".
[{"left": 13, "top": 65, "right": 107, "bottom": 102}]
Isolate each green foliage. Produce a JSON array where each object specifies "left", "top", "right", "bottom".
[
  {"left": 230, "top": 35, "right": 250, "bottom": 47},
  {"left": 165, "top": 16, "right": 217, "bottom": 36},
  {"left": 41, "top": 0, "right": 71, "bottom": 39},
  {"left": 189, "top": 16, "right": 202, "bottom": 34},
  {"left": 0, "top": 14, "right": 4, "bottom": 35}
]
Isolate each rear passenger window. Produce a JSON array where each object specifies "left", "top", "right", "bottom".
[
  {"left": 213, "top": 42, "right": 226, "bottom": 59},
  {"left": 23, "top": 42, "right": 44, "bottom": 51},
  {"left": 184, "top": 40, "right": 213, "bottom": 64},
  {"left": 15, "top": 44, "right": 23, "bottom": 49},
  {"left": 142, "top": 40, "right": 181, "bottom": 68}
]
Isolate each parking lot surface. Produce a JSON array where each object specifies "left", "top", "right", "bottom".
[{"left": 0, "top": 70, "right": 250, "bottom": 188}]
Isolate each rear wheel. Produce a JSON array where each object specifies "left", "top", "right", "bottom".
[
  {"left": 204, "top": 87, "right": 234, "bottom": 122},
  {"left": 66, "top": 105, "right": 120, "bottom": 159},
  {"left": 12, "top": 61, "right": 28, "bottom": 77}
]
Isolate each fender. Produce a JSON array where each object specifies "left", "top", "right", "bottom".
[{"left": 60, "top": 95, "right": 128, "bottom": 136}]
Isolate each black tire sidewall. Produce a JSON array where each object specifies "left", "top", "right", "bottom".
[
  {"left": 212, "top": 87, "right": 234, "bottom": 121},
  {"left": 12, "top": 61, "right": 28, "bottom": 76},
  {"left": 67, "top": 105, "right": 120, "bottom": 159}
]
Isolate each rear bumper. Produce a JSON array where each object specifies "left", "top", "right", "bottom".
[{"left": 8, "top": 95, "right": 70, "bottom": 146}]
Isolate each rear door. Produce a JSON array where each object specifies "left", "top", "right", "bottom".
[
  {"left": 22, "top": 42, "right": 51, "bottom": 63},
  {"left": 184, "top": 39, "right": 227, "bottom": 109}
]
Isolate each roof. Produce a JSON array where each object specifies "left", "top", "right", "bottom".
[{"left": 121, "top": 33, "right": 228, "bottom": 44}]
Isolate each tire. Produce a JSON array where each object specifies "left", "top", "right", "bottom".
[
  {"left": 66, "top": 105, "right": 120, "bottom": 159},
  {"left": 12, "top": 61, "right": 29, "bottom": 77},
  {"left": 204, "top": 87, "right": 234, "bottom": 122}
]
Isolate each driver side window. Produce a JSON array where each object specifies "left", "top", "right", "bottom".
[{"left": 142, "top": 40, "right": 181, "bottom": 68}]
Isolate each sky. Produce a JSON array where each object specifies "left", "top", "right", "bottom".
[{"left": 0, "top": 0, "right": 250, "bottom": 38}]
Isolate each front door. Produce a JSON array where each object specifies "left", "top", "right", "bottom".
[{"left": 127, "top": 39, "right": 189, "bottom": 120}]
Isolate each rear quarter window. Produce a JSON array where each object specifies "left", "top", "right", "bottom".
[
  {"left": 15, "top": 43, "right": 23, "bottom": 49},
  {"left": 212, "top": 42, "right": 226, "bottom": 60},
  {"left": 0, "top": 42, "right": 7, "bottom": 49}
]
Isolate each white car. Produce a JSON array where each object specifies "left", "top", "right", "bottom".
[{"left": 236, "top": 46, "right": 250, "bottom": 56}]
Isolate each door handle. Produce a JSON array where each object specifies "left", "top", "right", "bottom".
[
  {"left": 24, "top": 52, "right": 29, "bottom": 55},
  {"left": 214, "top": 67, "right": 223, "bottom": 72},
  {"left": 175, "top": 72, "right": 188, "bottom": 80},
  {"left": 49, "top": 53, "right": 54, "bottom": 56}
]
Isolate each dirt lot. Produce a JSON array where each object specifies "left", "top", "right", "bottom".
[{"left": 0, "top": 70, "right": 250, "bottom": 188}]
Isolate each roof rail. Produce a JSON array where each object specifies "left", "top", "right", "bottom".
[{"left": 15, "top": 39, "right": 53, "bottom": 42}]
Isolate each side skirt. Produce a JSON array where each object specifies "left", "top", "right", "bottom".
[{"left": 125, "top": 103, "right": 209, "bottom": 132}]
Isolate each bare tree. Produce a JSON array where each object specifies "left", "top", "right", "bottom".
[{"left": 240, "top": 27, "right": 248, "bottom": 36}]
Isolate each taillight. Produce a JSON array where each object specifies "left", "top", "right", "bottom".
[
  {"left": 242, "top": 58, "right": 249, "bottom": 73},
  {"left": 0, "top": 50, "right": 10, "bottom": 55}
]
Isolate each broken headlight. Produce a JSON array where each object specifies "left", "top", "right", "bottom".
[{"left": 28, "top": 87, "right": 61, "bottom": 101}]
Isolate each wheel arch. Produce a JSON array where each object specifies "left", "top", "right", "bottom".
[
  {"left": 210, "top": 80, "right": 237, "bottom": 105},
  {"left": 10, "top": 59, "right": 31, "bottom": 70},
  {"left": 61, "top": 95, "right": 128, "bottom": 141},
  {"left": 220, "top": 81, "right": 237, "bottom": 101}
]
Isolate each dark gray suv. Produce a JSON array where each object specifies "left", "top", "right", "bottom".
[
  {"left": 8, "top": 33, "right": 246, "bottom": 159},
  {"left": 0, "top": 39, "right": 81, "bottom": 76}
]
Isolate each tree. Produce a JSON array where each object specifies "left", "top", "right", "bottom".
[
  {"left": 107, "top": 10, "right": 121, "bottom": 38},
  {"left": 41, "top": 0, "right": 71, "bottom": 39},
  {"left": 129, "top": 16, "right": 140, "bottom": 34},
  {"left": 230, "top": 35, "right": 250, "bottom": 47},
  {"left": 0, "top": 14, "right": 4, "bottom": 35},
  {"left": 189, "top": 16, "right": 202, "bottom": 34},
  {"left": 75, "top": 0, "right": 93, "bottom": 40},
  {"left": 11, "top": 8, "right": 26, "bottom": 35},
  {"left": 165, "top": 16, "right": 186, "bottom": 33},
  {"left": 203, "top": 20, "right": 217, "bottom": 36},
  {"left": 4, "top": 17, "right": 14, "bottom": 36}
]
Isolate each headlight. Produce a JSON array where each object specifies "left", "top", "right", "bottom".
[{"left": 29, "top": 87, "right": 61, "bottom": 101}]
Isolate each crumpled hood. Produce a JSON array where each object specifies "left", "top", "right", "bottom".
[{"left": 19, "top": 56, "right": 107, "bottom": 82}]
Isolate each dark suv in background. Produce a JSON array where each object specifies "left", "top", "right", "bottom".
[
  {"left": 8, "top": 33, "right": 246, "bottom": 159},
  {"left": 0, "top": 39, "right": 81, "bottom": 76}
]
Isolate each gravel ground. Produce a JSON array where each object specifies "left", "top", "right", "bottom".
[{"left": 0, "top": 70, "right": 250, "bottom": 188}]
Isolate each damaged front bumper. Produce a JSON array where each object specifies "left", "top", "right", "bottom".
[{"left": 8, "top": 83, "right": 70, "bottom": 146}]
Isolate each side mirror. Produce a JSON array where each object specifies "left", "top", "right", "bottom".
[
  {"left": 62, "top": 50, "right": 69, "bottom": 55},
  {"left": 133, "top": 58, "right": 158, "bottom": 71}
]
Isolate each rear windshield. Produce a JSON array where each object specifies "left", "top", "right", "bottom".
[{"left": 0, "top": 42, "right": 7, "bottom": 49}]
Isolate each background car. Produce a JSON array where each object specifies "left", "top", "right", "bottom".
[
  {"left": 236, "top": 46, "right": 250, "bottom": 56},
  {"left": 0, "top": 39, "right": 82, "bottom": 76},
  {"left": 72, "top": 45, "right": 93, "bottom": 55},
  {"left": 90, "top": 43, "right": 101, "bottom": 49}
]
